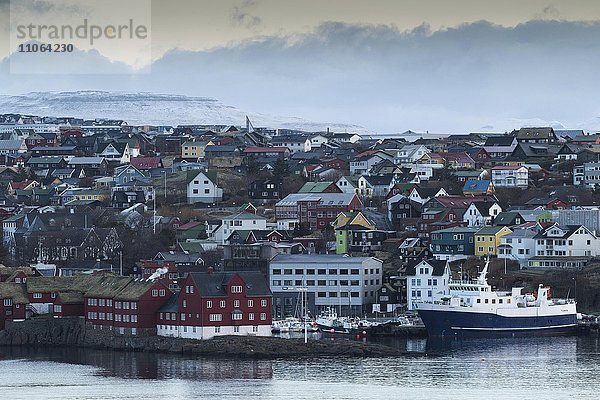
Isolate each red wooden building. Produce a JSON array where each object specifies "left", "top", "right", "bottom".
[
  {"left": 53, "top": 292, "right": 85, "bottom": 318},
  {"left": 157, "top": 271, "right": 272, "bottom": 340},
  {"left": 0, "top": 282, "right": 28, "bottom": 330}
]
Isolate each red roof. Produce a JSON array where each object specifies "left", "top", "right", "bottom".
[
  {"left": 131, "top": 157, "right": 162, "bottom": 170},
  {"left": 9, "top": 180, "right": 37, "bottom": 190},
  {"left": 176, "top": 221, "right": 204, "bottom": 231},
  {"left": 243, "top": 147, "right": 289, "bottom": 153}
]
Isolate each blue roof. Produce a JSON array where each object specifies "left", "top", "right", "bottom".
[{"left": 462, "top": 179, "right": 491, "bottom": 192}]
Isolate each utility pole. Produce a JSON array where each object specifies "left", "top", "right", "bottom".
[
  {"left": 163, "top": 170, "right": 167, "bottom": 202},
  {"left": 153, "top": 187, "right": 157, "bottom": 235},
  {"left": 119, "top": 251, "right": 123, "bottom": 276}
]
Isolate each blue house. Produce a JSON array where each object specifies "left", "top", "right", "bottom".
[{"left": 430, "top": 227, "right": 478, "bottom": 261}]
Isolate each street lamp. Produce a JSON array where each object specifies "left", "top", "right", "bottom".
[{"left": 573, "top": 277, "right": 577, "bottom": 301}]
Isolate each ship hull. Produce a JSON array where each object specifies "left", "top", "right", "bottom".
[{"left": 417, "top": 308, "right": 577, "bottom": 338}]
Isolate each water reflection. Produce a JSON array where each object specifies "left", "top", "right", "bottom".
[
  {"left": 1, "top": 336, "right": 600, "bottom": 400},
  {"left": 0, "top": 347, "right": 273, "bottom": 380}
]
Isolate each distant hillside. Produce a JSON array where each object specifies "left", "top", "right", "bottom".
[{"left": 0, "top": 91, "right": 371, "bottom": 134}]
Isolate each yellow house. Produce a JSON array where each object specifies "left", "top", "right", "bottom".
[
  {"left": 181, "top": 140, "right": 210, "bottom": 159},
  {"left": 74, "top": 189, "right": 110, "bottom": 202},
  {"left": 417, "top": 152, "right": 445, "bottom": 166},
  {"left": 333, "top": 211, "right": 376, "bottom": 254},
  {"left": 333, "top": 211, "right": 375, "bottom": 230},
  {"left": 474, "top": 226, "right": 512, "bottom": 256}
]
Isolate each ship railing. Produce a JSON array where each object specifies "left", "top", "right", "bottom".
[{"left": 449, "top": 279, "right": 480, "bottom": 285}]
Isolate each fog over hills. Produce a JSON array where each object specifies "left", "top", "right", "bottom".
[
  {"left": 2, "top": 20, "right": 600, "bottom": 132},
  {"left": 0, "top": 91, "right": 371, "bottom": 133}
]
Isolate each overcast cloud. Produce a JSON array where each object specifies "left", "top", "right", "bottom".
[{"left": 1, "top": 19, "right": 600, "bottom": 132}]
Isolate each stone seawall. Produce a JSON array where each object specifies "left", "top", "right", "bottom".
[{"left": 0, "top": 317, "right": 422, "bottom": 358}]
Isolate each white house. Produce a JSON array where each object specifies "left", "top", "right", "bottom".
[
  {"left": 409, "top": 164, "right": 435, "bottom": 181},
  {"left": 96, "top": 142, "right": 130, "bottom": 164},
  {"left": 336, "top": 176, "right": 359, "bottom": 194},
  {"left": 0, "top": 139, "right": 28, "bottom": 155},
  {"left": 408, "top": 186, "right": 448, "bottom": 205},
  {"left": 394, "top": 145, "right": 430, "bottom": 167},
  {"left": 463, "top": 201, "right": 502, "bottom": 227},
  {"left": 405, "top": 259, "right": 450, "bottom": 310},
  {"left": 501, "top": 223, "right": 600, "bottom": 269},
  {"left": 349, "top": 152, "right": 391, "bottom": 175},
  {"left": 491, "top": 166, "right": 528, "bottom": 188},
  {"left": 186, "top": 170, "right": 223, "bottom": 204},
  {"left": 535, "top": 224, "right": 599, "bottom": 258},
  {"left": 214, "top": 211, "right": 268, "bottom": 244},
  {"left": 304, "top": 134, "right": 329, "bottom": 152},
  {"left": 498, "top": 228, "right": 538, "bottom": 267}
]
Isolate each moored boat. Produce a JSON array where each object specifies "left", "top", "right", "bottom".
[
  {"left": 415, "top": 261, "right": 578, "bottom": 338},
  {"left": 316, "top": 308, "right": 373, "bottom": 336}
]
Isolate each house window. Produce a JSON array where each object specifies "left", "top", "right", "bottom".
[
  {"left": 260, "top": 313, "right": 267, "bottom": 320},
  {"left": 220, "top": 300, "right": 226, "bottom": 308},
  {"left": 33, "top": 293, "right": 42, "bottom": 299},
  {"left": 261, "top": 299, "right": 267, "bottom": 307},
  {"left": 152, "top": 290, "right": 158, "bottom": 297},
  {"left": 234, "top": 326, "right": 240, "bottom": 333},
  {"left": 209, "top": 314, "right": 222, "bottom": 322},
  {"left": 248, "top": 300, "right": 254, "bottom": 308},
  {"left": 4, "top": 299, "right": 12, "bottom": 306},
  {"left": 207, "top": 300, "right": 213, "bottom": 308},
  {"left": 231, "top": 285, "right": 243, "bottom": 293},
  {"left": 249, "top": 313, "right": 255, "bottom": 321},
  {"left": 159, "top": 289, "right": 166, "bottom": 296},
  {"left": 234, "top": 300, "right": 240, "bottom": 308},
  {"left": 232, "top": 312, "right": 243, "bottom": 320}
]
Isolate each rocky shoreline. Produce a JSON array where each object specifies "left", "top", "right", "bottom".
[{"left": 0, "top": 317, "right": 427, "bottom": 359}]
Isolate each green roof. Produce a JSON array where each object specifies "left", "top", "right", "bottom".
[
  {"left": 186, "top": 170, "right": 218, "bottom": 185},
  {"left": 341, "top": 176, "right": 359, "bottom": 186},
  {"left": 114, "top": 279, "right": 166, "bottom": 301},
  {"left": 26, "top": 275, "right": 99, "bottom": 294},
  {"left": 178, "top": 241, "right": 206, "bottom": 253},
  {"left": 0, "top": 282, "right": 29, "bottom": 304},
  {"left": 83, "top": 276, "right": 133, "bottom": 298},
  {"left": 494, "top": 211, "right": 520, "bottom": 225},
  {"left": 57, "top": 291, "right": 85, "bottom": 304}
]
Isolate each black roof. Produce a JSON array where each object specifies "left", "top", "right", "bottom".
[
  {"left": 189, "top": 271, "right": 271, "bottom": 297},
  {"left": 484, "top": 135, "right": 515, "bottom": 146},
  {"left": 405, "top": 259, "right": 447, "bottom": 276}
]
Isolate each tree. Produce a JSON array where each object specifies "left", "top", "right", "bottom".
[
  {"left": 293, "top": 223, "right": 311, "bottom": 237},
  {"left": 272, "top": 159, "right": 290, "bottom": 182}
]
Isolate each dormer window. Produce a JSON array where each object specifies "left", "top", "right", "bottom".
[{"left": 231, "top": 285, "right": 243, "bottom": 293}]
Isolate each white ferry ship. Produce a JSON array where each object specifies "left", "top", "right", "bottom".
[{"left": 415, "top": 261, "right": 578, "bottom": 337}]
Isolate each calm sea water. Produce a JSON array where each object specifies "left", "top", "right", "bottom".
[{"left": 1, "top": 336, "right": 600, "bottom": 399}]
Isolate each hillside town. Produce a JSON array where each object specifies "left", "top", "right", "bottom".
[{"left": 1, "top": 113, "right": 599, "bottom": 338}]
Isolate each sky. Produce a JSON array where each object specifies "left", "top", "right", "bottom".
[{"left": 1, "top": 0, "right": 600, "bottom": 132}]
